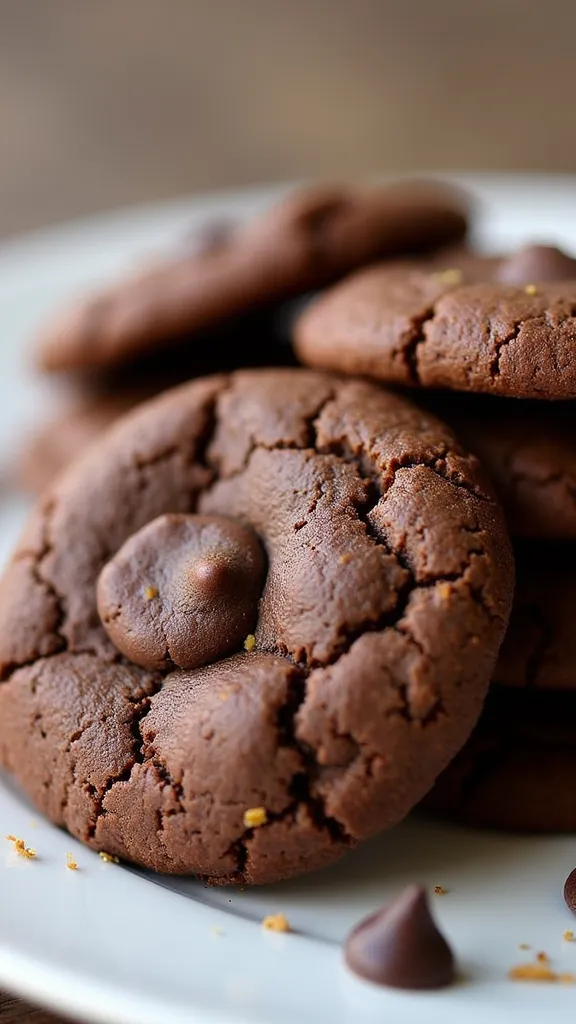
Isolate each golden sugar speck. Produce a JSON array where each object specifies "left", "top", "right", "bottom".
[
  {"left": 243, "top": 807, "right": 268, "bottom": 829},
  {"left": 6, "top": 835, "right": 36, "bottom": 859},
  {"left": 262, "top": 913, "right": 291, "bottom": 933},
  {"left": 434, "top": 268, "right": 463, "bottom": 285},
  {"left": 99, "top": 851, "right": 120, "bottom": 864}
]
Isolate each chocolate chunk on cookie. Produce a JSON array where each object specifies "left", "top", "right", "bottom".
[
  {"left": 498, "top": 244, "right": 576, "bottom": 286},
  {"left": 35, "top": 181, "right": 468, "bottom": 373},
  {"left": 423, "top": 688, "right": 576, "bottom": 832},
  {"left": 97, "top": 513, "right": 265, "bottom": 670},
  {"left": 424, "top": 394, "right": 576, "bottom": 539},
  {"left": 295, "top": 265, "right": 576, "bottom": 398},
  {"left": 0, "top": 368, "right": 512, "bottom": 884}
]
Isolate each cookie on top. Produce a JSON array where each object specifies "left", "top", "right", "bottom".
[{"left": 294, "top": 243, "right": 576, "bottom": 399}]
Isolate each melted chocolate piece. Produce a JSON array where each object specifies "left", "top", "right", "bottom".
[
  {"left": 344, "top": 885, "right": 455, "bottom": 989},
  {"left": 97, "top": 513, "right": 265, "bottom": 670}
]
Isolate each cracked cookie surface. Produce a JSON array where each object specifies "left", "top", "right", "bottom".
[
  {"left": 19, "top": 313, "right": 296, "bottom": 495},
  {"left": 295, "top": 265, "right": 576, "bottom": 398},
  {"left": 0, "top": 368, "right": 513, "bottom": 884}
]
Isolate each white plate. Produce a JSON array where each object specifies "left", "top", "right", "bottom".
[{"left": 0, "top": 175, "right": 575, "bottom": 1024}]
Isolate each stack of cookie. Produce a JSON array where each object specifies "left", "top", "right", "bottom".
[
  {"left": 0, "top": 179, "right": 573, "bottom": 888},
  {"left": 19, "top": 179, "right": 468, "bottom": 492},
  {"left": 294, "top": 239, "right": 576, "bottom": 833}
]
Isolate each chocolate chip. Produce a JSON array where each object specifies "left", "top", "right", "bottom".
[
  {"left": 498, "top": 244, "right": 576, "bottom": 285},
  {"left": 97, "top": 513, "right": 265, "bottom": 670},
  {"left": 564, "top": 868, "right": 576, "bottom": 915},
  {"left": 344, "top": 884, "right": 455, "bottom": 989}
]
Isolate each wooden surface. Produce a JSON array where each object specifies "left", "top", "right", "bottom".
[{"left": 2, "top": 0, "right": 576, "bottom": 1019}]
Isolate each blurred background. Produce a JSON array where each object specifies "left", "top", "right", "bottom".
[{"left": 2, "top": 0, "right": 576, "bottom": 240}]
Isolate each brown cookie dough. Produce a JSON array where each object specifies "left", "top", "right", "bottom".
[
  {"left": 427, "top": 248, "right": 503, "bottom": 283},
  {"left": 0, "top": 368, "right": 512, "bottom": 884},
  {"left": 423, "top": 393, "right": 576, "bottom": 539},
  {"left": 295, "top": 265, "right": 576, "bottom": 399},
  {"left": 493, "top": 543, "right": 576, "bottom": 691},
  {"left": 423, "top": 688, "right": 576, "bottom": 832},
  {"left": 35, "top": 181, "right": 468, "bottom": 374}
]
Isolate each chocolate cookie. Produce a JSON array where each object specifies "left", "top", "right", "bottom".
[
  {"left": 414, "top": 242, "right": 576, "bottom": 289},
  {"left": 423, "top": 688, "right": 576, "bottom": 832},
  {"left": 35, "top": 181, "right": 468, "bottom": 373},
  {"left": 493, "top": 544, "right": 576, "bottom": 691},
  {"left": 295, "top": 266, "right": 576, "bottom": 398},
  {"left": 0, "top": 369, "right": 512, "bottom": 884},
  {"left": 423, "top": 394, "right": 576, "bottom": 539}
]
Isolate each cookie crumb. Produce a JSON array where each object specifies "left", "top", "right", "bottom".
[
  {"left": 524, "top": 283, "right": 538, "bottom": 295},
  {"left": 66, "top": 852, "right": 79, "bottom": 871},
  {"left": 338, "top": 553, "right": 352, "bottom": 566},
  {"left": 564, "top": 930, "right": 575, "bottom": 942},
  {"left": 143, "top": 585, "right": 159, "bottom": 601},
  {"left": 244, "top": 633, "right": 256, "bottom": 652},
  {"left": 519, "top": 943, "right": 531, "bottom": 950},
  {"left": 433, "top": 885, "right": 447, "bottom": 895},
  {"left": 262, "top": 913, "right": 291, "bottom": 933},
  {"left": 434, "top": 268, "right": 463, "bottom": 285},
  {"left": 99, "top": 851, "right": 120, "bottom": 864},
  {"left": 243, "top": 807, "right": 268, "bottom": 829},
  {"left": 436, "top": 582, "right": 452, "bottom": 602},
  {"left": 218, "top": 691, "right": 229, "bottom": 701},
  {"left": 6, "top": 835, "right": 36, "bottom": 859},
  {"left": 536, "top": 951, "right": 549, "bottom": 963},
  {"left": 508, "top": 962, "right": 574, "bottom": 984},
  {"left": 211, "top": 926, "right": 225, "bottom": 936}
]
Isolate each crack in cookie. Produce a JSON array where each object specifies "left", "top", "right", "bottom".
[
  {"left": 295, "top": 266, "right": 576, "bottom": 399},
  {"left": 0, "top": 369, "right": 513, "bottom": 884}
]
